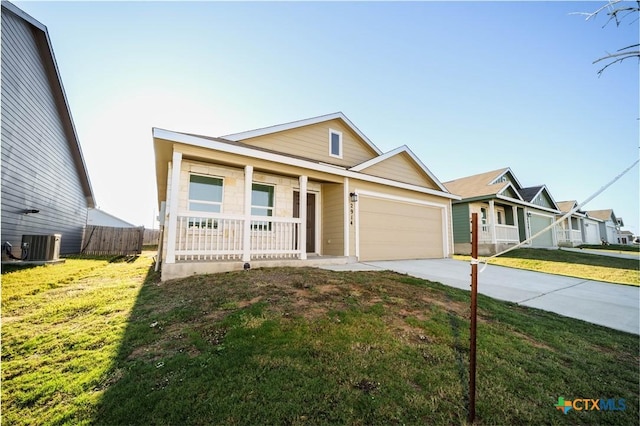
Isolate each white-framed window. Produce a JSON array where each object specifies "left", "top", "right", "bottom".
[
  {"left": 188, "top": 174, "right": 223, "bottom": 213},
  {"left": 188, "top": 174, "right": 223, "bottom": 229},
  {"left": 251, "top": 183, "right": 274, "bottom": 230},
  {"left": 480, "top": 207, "right": 488, "bottom": 225},
  {"left": 329, "top": 129, "right": 342, "bottom": 159},
  {"left": 497, "top": 211, "right": 503, "bottom": 225}
]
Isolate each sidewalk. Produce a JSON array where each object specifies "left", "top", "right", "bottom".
[{"left": 321, "top": 258, "right": 640, "bottom": 335}]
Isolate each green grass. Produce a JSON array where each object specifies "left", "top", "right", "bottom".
[
  {"left": 2, "top": 256, "right": 638, "bottom": 425},
  {"left": 578, "top": 244, "right": 640, "bottom": 253},
  {"left": 456, "top": 248, "right": 639, "bottom": 286}
]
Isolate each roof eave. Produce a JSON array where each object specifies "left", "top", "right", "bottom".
[{"left": 152, "top": 128, "right": 460, "bottom": 202}]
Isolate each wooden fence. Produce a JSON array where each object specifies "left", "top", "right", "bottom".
[
  {"left": 143, "top": 229, "right": 161, "bottom": 245},
  {"left": 82, "top": 226, "right": 144, "bottom": 256}
]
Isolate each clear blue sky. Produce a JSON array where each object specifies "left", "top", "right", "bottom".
[{"left": 15, "top": 1, "right": 639, "bottom": 234}]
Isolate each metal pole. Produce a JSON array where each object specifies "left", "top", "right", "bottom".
[{"left": 469, "top": 212, "right": 478, "bottom": 424}]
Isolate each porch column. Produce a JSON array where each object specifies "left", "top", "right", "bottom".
[
  {"left": 165, "top": 151, "right": 182, "bottom": 264},
  {"left": 299, "top": 175, "right": 308, "bottom": 260},
  {"left": 488, "top": 200, "right": 497, "bottom": 244},
  {"left": 242, "top": 165, "right": 253, "bottom": 262},
  {"left": 343, "top": 177, "right": 350, "bottom": 257}
]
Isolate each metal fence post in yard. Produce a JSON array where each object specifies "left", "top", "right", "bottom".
[{"left": 469, "top": 212, "right": 478, "bottom": 424}]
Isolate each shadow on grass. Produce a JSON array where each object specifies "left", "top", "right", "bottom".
[
  {"left": 1, "top": 262, "right": 40, "bottom": 274},
  {"left": 501, "top": 248, "right": 639, "bottom": 271},
  {"left": 91, "top": 263, "right": 162, "bottom": 425}
]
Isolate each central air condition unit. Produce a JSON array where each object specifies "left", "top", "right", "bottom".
[{"left": 21, "top": 234, "right": 61, "bottom": 261}]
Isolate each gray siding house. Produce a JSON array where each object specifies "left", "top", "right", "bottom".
[
  {"left": 444, "top": 168, "right": 561, "bottom": 255},
  {"left": 1, "top": 2, "right": 95, "bottom": 256}
]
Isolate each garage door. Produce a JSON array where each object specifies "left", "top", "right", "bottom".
[
  {"left": 584, "top": 222, "right": 599, "bottom": 244},
  {"left": 529, "top": 214, "right": 554, "bottom": 248},
  {"left": 359, "top": 196, "right": 444, "bottom": 261}
]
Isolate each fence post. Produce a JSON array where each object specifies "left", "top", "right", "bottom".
[{"left": 469, "top": 212, "right": 478, "bottom": 424}]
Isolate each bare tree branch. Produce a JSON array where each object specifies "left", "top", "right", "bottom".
[{"left": 573, "top": 0, "right": 640, "bottom": 75}]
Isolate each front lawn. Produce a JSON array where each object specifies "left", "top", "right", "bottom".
[
  {"left": 2, "top": 254, "right": 638, "bottom": 425},
  {"left": 456, "top": 248, "right": 639, "bottom": 286}
]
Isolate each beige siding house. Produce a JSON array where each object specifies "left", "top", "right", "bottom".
[{"left": 153, "top": 112, "right": 459, "bottom": 280}]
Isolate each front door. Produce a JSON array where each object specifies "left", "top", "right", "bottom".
[{"left": 293, "top": 191, "right": 316, "bottom": 253}]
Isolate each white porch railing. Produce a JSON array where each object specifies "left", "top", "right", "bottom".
[
  {"left": 480, "top": 224, "right": 519, "bottom": 243},
  {"left": 249, "top": 216, "right": 301, "bottom": 259},
  {"left": 174, "top": 214, "right": 302, "bottom": 261},
  {"left": 556, "top": 228, "right": 582, "bottom": 243}
]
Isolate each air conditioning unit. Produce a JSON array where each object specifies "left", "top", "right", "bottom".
[{"left": 21, "top": 234, "right": 61, "bottom": 261}]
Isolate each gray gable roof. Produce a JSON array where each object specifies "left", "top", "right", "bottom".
[{"left": 519, "top": 186, "right": 543, "bottom": 203}]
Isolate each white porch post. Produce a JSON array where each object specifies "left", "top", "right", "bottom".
[
  {"left": 165, "top": 151, "right": 182, "bottom": 264},
  {"left": 343, "top": 177, "right": 350, "bottom": 257},
  {"left": 242, "top": 165, "right": 253, "bottom": 262},
  {"left": 299, "top": 175, "right": 308, "bottom": 260},
  {"left": 488, "top": 200, "right": 497, "bottom": 244}
]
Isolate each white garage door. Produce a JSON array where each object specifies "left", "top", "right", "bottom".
[
  {"left": 529, "top": 214, "right": 554, "bottom": 248},
  {"left": 359, "top": 196, "right": 444, "bottom": 261},
  {"left": 584, "top": 222, "right": 599, "bottom": 245}
]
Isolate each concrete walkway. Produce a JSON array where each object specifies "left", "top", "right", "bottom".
[{"left": 321, "top": 259, "right": 640, "bottom": 335}]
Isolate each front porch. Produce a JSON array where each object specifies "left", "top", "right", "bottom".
[
  {"left": 173, "top": 214, "right": 308, "bottom": 262},
  {"left": 161, "top": 253, "right": 355, "bottom": 281},
  {"left": 555, "top": 216, "right": 584, "bottom": 247}
]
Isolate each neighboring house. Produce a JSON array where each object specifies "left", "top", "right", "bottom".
[
  {"left": 582, "top": 214, "right": 603, "bottom": 245},
  {"left": 86, "top": 208, "right": 136, "bottom": 228},
  {"left": 1, "top": 2, "right": 95, "bottom": 257},
  {"left": 585, "top": 209, "right": 620, "bottom": 244},
  {"left": 617, "top": 230, "right": 634, "bottom": 245},
  {"left": 153, "top": 112, "right": 459, "bottom": 280},
  {"left": 554, "top": 200, "right": 588, "bottom": 247},
  {"left": 444, "top": 168, "right": 561, "bottom": 255}
]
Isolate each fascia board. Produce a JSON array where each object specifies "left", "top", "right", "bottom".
[
  {"left": 498, "top": 182, "right": 524, "bottom": 201},
  {"left": 539, "top": 185, "right": 561, "bottom": 211},
  {"left": 350, "top": 145, "right": 449, "bottom": 193},
  {"left": 496, "top": 194, "right": 561, "bottom": 214},
  {"left": 153, "top": 128, "right": 460, "bottom": 201},
  {"left": 499, "top": 167, "right": 524, "bottom": 189}
]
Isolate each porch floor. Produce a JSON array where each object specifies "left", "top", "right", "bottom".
[{"left": 161, "top": 255, "right": 356, "bottom": 281}]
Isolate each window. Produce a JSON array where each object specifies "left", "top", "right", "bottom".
[
  {"left": 329, "top": 129, "right": 342, "bottom": 158},
  {"left": 497, "top": 211, "right": 503, "bottom": 225},
  {"left": 480, "top": 207, "right": 488, "bottom": 225},
  {"left": 189, "top": 175, "right": 223, "bottom": 212},
  {"left": 251, "top": 183, "right": 274, "bottom": 230}
]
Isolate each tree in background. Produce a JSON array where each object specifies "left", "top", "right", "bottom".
[{"left": 573, "top": 0, "right": 640, "bottom": 75}]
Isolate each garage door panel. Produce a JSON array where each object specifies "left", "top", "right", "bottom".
[
  {"left": 359, "top": 197, "right": 444, "bottom": 261},
  {"left": 530, "top": 215, "right": 554, "bottom": 247}
]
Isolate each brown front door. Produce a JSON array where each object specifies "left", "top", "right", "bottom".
[{"left": 293, "top": 191, "right": 316, "bottom": 253}]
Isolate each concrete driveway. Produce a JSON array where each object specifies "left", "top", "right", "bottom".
[{"left": 321, "top": 258, "right": 640, "bottom": 335}]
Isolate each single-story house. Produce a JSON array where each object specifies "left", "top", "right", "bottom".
[
  {"left": 585, "top": 209, "right": 620, "bottom": 244},
  {"left": 444, "top": 168, "right": 561, "bottom": 255},
  {"left": 582, "top": 214, "right": 603, "bottom": 245},
  {"left": 617, "top": 230, "right": 634, "bottom": 245},
  {"left": 153, "top": 112, "right": 459, "bottom": 280},
  {"left": 555, "top": 200, "right": 605, "bottom": 246},
  {"left": 1, "top": 2, "right": 95, "bottom": 259}
]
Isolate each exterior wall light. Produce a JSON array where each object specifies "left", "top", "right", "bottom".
[
  {"left": 23, "top": 209, "right": 40, "bottom": 214},
  {"left": 349, "top": 192, "right": 358, "bottom": 203}
]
